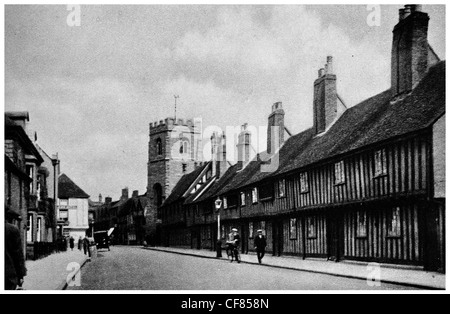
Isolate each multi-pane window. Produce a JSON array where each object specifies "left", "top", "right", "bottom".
[
  {"left": 252, "top": 187, "right": 258, "bottom": 204},
  {"left": 387, "top": 207, "right": 402, "bottom": 237},
  {"left": 374, "top": 149, "right": 387, "bottom": 176},
  {"left": 223, "top": 197, "right": 228, "bottom": 209},
  {"left": 356, "top": 211, "right": 367, "bottom": 237},
  {"left": 278, "top": 179, "right": 286, "bottom": 197},
  {"left": 300, "top": 172, "right": 309, "bottom": 193},
  {"left": 290, "top": 218, "right": 297, "bottom": 239},
  {"left": 335, "top": 161, "right": 345, "bottom": 184},
  {"left": 240, "top": 192, "right": 246, "bottom": 207}
]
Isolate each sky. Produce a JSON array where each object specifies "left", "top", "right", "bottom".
[{"left": 4, "top": 4, "right": 445, "bottom": 201}]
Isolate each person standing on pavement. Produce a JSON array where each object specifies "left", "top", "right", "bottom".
[
  {"left": 254, "top": 229, "right": 267, "bottom": 264},
  {"left": 69, "top": 236, "right": 75, "bottom": 251},
  {"left": 5, "top": 207, "right": 27, "bottom": 290},
  {"left": 78, "top": 236, "right": 83, "bottom": 250}
]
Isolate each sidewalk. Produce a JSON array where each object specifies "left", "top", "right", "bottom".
[
  {"left": 143, "top": 246, "right": 446, "bottom": 290},
  {"left": 22, "top": 249, "right": 89, "bottom": 290}
]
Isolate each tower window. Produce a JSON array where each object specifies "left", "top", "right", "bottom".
[
  {"left": 156, "top": 138, "right": 162, "bottom": 156},
  {"left": 180, "top": 140, "right": 189, "bottom": 155}
]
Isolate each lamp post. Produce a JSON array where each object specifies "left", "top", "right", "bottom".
[{"left": 215, "top": 197, "right": 222, "bottom": 258}]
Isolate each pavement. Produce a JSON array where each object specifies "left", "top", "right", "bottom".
[
  {"left": 22, "top": 249, "right": 91, "bottom": 290},
  {"left": 143, "top": 246, "right": 446, "bottom": 290}
]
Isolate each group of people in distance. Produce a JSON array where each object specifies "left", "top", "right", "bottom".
[{"left": 225, "top": 228, "right": 267, "bottom": 264}]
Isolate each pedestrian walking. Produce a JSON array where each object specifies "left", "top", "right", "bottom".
[
  {"left": 230, "top": 228, "right": 241, "bottom": 263},
  {"left": 5, "top": 207, "right": 27, "bottom": 290},
  {"left": 78, "top": 237, "right": 83, "bottom": 250},
  {"left": 69, "top": 236, "right": 75, "bottom": 251},
  {"left": 83, "top": 236, "right": 91, "bottom": 259},
  {"left": 254, "top": 229, "right": 267, "bottom": 264}
]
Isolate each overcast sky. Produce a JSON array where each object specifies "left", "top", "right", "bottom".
[{"left": 5, "top": 5, "right": 445, "bottom": 201}]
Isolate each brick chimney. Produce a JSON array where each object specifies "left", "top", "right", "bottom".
[
  {"left": 237, "top": 124, "right": 251, "bottom": 171},
  {"left": 99, "top": 193, "right": 102, "bottom": 203},
  {"left": 313, "top": 56, "right": 337, "bottom": 134},
  {"left": 391, "top": 5, "right": 429, "bottom": 98},
  {"left": 132, "top": 190, "right": 139, "bottom": 198},
  {"left": 105, "top": 197, "right": 112, "bottom": 205},
  {"left": 267, "top": 102, "right": 285, "bottom": 154},
  {"left": 121, "top": 187, "right": 129, "bottom": 200},
  {"left": 211, "top": 132, "right": 228, "bottom": 178}
]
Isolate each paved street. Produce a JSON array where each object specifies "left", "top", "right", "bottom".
[{"left": 68, "top": 246, "right": 417, "bottom": 290}]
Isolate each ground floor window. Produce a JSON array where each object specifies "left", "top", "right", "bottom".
[
  {"left": 27, "top": 214, "right": 33, "bottom": 242},
  {"left": 356, "top": 211, "right": 367, "bottom": 238},
  {"left": 290, "top": 218, "right": 297, "bottom": 239},
  {"left": 387, "top": 207, "right": 402, "bottom": 237},
  {"left": 307, "top": 217, "right": 316, "bottom": 238}
]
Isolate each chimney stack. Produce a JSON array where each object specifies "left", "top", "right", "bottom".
[
  {"left": 313, "top": 56, "right": 337, "bottom": 134},
  {"left": 99, "top": 193, "right": 102, "bottom": 203},
  {"left": 267, "top": 102, "right": 285, "bottom": 154},
  {"left": 121, "top": 187, "right": 129, "bottom": 200},
  {"left": 237, "top": 124, "right": 251, "bottom": 171},
  {"left": 105, "top": 197, "right": 112, "bottom": 205},
  {"left": 132, "top": 190, "right": 139, "bottom": 198},
  {"left": 391, "top": 5, "right": 430, "bottom": 98},
  {"left": 211, "top": 132, "right": 229, "bottom": 178}
]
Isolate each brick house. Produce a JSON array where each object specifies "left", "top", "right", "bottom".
[{"left": 160, "top": 5, "right": 445, "bottom": 272}]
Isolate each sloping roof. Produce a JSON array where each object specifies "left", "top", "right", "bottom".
[
  {"left": 204, "top": 61, "right": 446, "bottom": 198},
  {"left": 58, "top": 173, "right": 90, "bottom": 199},
  {"left": 189, "top": 164, "right": 238, "bottom": 204},
  {"left": 162, "top": 162, "right": 210, "bottom": 206}
]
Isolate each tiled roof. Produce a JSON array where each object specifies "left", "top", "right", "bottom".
[
  {"left": 58, "top": 173, "right": 90, "bottom": 199},
  {"left": 203, "top": 61, "right": 445, "bottom": 198},
  {"left": 162, "top": 162, "right": 210, "bottom": 206}
]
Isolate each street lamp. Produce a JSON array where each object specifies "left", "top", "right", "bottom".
[{"left": 215, "top": 197, "right": 223, "bottom": 258}]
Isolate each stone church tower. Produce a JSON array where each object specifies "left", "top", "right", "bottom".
[{"left": 146, "top": 117, "right": 202, "bottom": 245}]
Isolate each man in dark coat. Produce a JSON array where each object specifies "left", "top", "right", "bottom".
[
  {"left": 254, "top": 229, "right": 267, "bottom": 264},
  {"left": 5, "top": 208, "right": 27, "bottom": 290}
]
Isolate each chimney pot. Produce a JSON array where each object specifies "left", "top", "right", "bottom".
[
  {"left": 318, "top": 68, "right": 325, "bottom": 77},
  {"left": 326, "top": 56, "right": 333, "bottom": 74}
]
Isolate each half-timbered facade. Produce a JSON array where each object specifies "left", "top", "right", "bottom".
[{"left": 159, "top": 5, "right": 445, "bottom": 272}]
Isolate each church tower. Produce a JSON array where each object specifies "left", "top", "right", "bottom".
[{"left": 146, "top": 117, "right": 202, "bottom": 245}]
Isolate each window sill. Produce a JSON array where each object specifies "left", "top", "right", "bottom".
[
  {"left": 386, "top": 235, "right": 402, "bottom": 239},
  {"left": 300, "top": 191, "right": 309, "bottom": 195},
  {"left": 373, "top": 174, "right": 388, "bottom": 179},
  {"left": 260, "top": 197, "right": 274, "bottom": 202},
  {"left": 334, "top": 182, "right": 346, "bottom": 187},
  {"left": 277, "top": 195, "right": 287, "bottom": 199}
]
